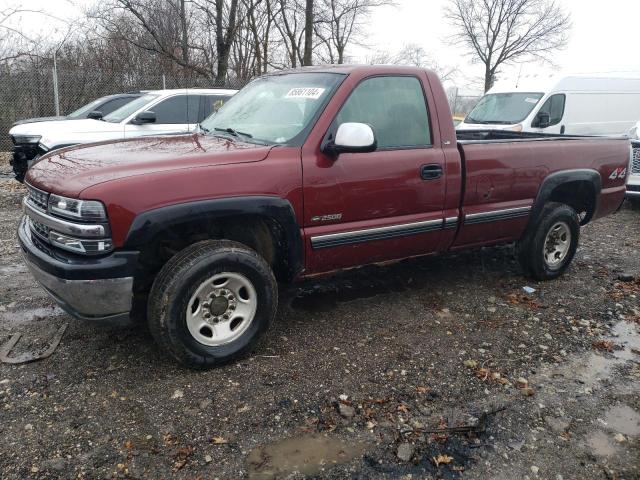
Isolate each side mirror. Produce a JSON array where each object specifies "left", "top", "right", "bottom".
[
  {"left": 536, "top": 111, "right": 551, "bottom": 129},
  {"left": 323, "top": 122, "right": 376, "bottom": 157},
  {"left": 132, "top": 111, "right": 156, "bottom": 125},
  {"left": 87, "top": 110, "right": 103, "bottom": 120}
]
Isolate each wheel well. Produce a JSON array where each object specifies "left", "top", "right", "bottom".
[
  {"left": 130, "top": 215, "right": 292, "bottom": 320},
  {"left": 548, "top": 180, "right": 596, "bottom": 224}
]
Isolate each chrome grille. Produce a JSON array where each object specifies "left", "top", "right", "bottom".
[
  {"left": 632, "top": 146, "right": 640, "bottom": 174},
  {"left": 29, "top": 217, "right": 50, "bottom": 241},
  {"left": 26, "top": 184, "right": 49, "bottom": 211}
]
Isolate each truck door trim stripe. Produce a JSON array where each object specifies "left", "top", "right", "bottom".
[
  {"left": 310, "top": 219, "right": 443, "bottom": 249},
  {"left": 464, "top": 206, "right": 531, "bottom": 225},
  {"left": 444, "top": 217, "right": 458, "bottom": 229}
]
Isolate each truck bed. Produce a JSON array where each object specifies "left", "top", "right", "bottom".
[
  {"left": 450, "top": 130, "right": 629, "bottom": 249},
  {"left": 456, "top": 129, "right": 591, "bottom": 143}
]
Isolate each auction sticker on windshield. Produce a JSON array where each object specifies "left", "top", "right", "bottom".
[
  {"left": 524, "top": 97, "right": 539, "bottom": 104},
  {"left": 285, "top": 87, "right": 326, "bottom": 100}
]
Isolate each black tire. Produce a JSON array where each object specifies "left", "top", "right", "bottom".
[
  {"left": 517, "top": 202, "right": 580, "bottom": 281},
  {"left": 147, "top": 240, "right": 277, "bottom": 369},
  {"left": 11, "top": 158, "right": 26, "bottom": 183}
]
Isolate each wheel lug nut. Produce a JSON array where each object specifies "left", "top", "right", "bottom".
[
  {"left": 229, "top": 305, "right": 236, "bottom": 310},
  {"left": 223, "top": 314, "right": 230, "bottom": 320},
  {"left": 204, "top": 312, "right": 211, "bottom": 318}
]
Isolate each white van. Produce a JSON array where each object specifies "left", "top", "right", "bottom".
[{"left": 457, "top": 74, "right": 640, "bottom": 136}]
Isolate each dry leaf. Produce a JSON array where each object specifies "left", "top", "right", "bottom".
[
  {"left": 211, "top": 436, "right": 228, "bottom": 445},
  {"left": 432, "top": 454, "right": 454, "bottom": 466},
  {"left": 592, "top": 340, "right": 616, "bottom": 352}
]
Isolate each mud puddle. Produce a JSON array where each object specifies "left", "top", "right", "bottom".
[
  {"left": 247, "top": 434, "right": 367, "bottom": 479},
  {"left": 602, "top": 404, "right": 640, "bottom": 436},
  {"left": 0, "top": 306, "right": 64, "bottom": 327},
  {"left": 567, "top": 320, "right": 640, "bottom": 388},
  {"left": 586, "top": 430, "right": 620, "bottom": 457}
]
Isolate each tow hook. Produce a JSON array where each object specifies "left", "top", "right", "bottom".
[{"left": 0, "top": 323, "right": 68, "bottom": 364}]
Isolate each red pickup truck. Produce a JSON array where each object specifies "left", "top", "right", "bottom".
[{"left": 19, "top": 65, "right": 630, "bottom": 368}]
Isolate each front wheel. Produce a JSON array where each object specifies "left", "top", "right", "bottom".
[
  {"left": 147, "top": 240, "right": 277, "bottom": 369},
  {"left": 517, "top": 202, "right": 580, "bottom": 281}
]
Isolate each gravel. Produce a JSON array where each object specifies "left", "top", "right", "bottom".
[{"left": 0, "top": 155, "right": 639, "bottom": 479}]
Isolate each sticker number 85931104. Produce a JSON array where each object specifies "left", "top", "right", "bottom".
[{"left": 609, "top": 167, "right": 627, "bottom": 180}]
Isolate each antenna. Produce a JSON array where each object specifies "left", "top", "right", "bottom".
[{"left": 516, "top": 64, "right": 523, "bottom": 88}]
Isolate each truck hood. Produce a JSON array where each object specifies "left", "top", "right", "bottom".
[{"left": 26, "top": 134, "right": 274, "bottom": 197}]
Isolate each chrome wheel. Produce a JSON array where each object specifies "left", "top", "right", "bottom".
[
  {"left": 186, "top": 272, "right": 257, "bottom": 346},
  {"left": 543, "top": 221, "right": 571, "bottom": 268}
]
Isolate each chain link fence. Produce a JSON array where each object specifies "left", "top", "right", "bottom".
[{"left": 0, "top": 67, "right": 248, "bottom": 151}]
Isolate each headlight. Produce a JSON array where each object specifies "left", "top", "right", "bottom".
[
  {"left": 48, "top": 194, "right": 107, "bottom": 222},
  {"left": 48, "top": 231, "right": 113, "bottom": 255},
  {"left": 12, "top": 135, "right": 42, "bottom": 144}
]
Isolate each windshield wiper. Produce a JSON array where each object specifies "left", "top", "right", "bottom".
[
  {"left": 199, "top": 125, "right": 210, "bottom": 133},
  {"left": 214, "top": 127, "right": 253, "bottom": 139}
]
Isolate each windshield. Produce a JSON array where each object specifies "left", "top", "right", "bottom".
[
  {"left": 200, "top": 73, "right": 344, "bottom": 144},
  {"left": 465, "top": 92, "right": 544, "bottom": 124},
  {"left": 67, "top": 97, "right": 107, "bottom": 119},
  {"left": 103, "top": 94, "right": 159, "bottom": 123}
]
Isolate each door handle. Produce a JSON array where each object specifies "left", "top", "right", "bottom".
[{"left": 420, "top": 164, "right": 443, "bottom": 180}]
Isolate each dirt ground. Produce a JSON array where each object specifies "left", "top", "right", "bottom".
[{"left": 0, "top": 154, "right": 639, "bottom": 479}]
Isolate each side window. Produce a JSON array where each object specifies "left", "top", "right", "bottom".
[
  {"left": 335, "top": 76, "right": 431, "bottom": 149},
  {"left": 100, "top": 97, "right": 135, "bottom": 115},
  {"left": 535, "top": 94, "right": 566, "bottom": 127},
  {"left": 201, "top": 95, "right": 230, "bottom": 121},
  {"left": 150, "top": 95, "right": 200, "bottom": 124}
]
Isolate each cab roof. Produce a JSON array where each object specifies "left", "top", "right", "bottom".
[{"left": 267, "top": 64, "right": 435, "bottom": 77}]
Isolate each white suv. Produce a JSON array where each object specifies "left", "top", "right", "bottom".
[
  {"left": 628, "top": 121, "right": 640, "bottom": 201},
  {"left": 9, "top": 88, "right": 237, "bottom": 181}
]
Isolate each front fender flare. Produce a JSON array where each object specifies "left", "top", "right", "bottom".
[{"left": 123, "top": 196, "right": 304, "bottom": 281}]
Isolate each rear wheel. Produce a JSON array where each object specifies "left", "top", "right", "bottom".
[
  {"left": 147, "top": 240, "right": 277, "bottom": 369},
  {"left": 517, "top": 202, "right": 580, "bottom": 280}
]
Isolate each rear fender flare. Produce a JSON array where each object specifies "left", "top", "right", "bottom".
[{"left": 531, "top": 168, "right": 601, "bottom": 226}]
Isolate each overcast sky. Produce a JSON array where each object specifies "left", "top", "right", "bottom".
[{"left": 11, "top": 0, "right": 640, "bottom": 93}]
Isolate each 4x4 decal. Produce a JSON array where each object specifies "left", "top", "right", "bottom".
[{"left": 609, "top": 167, "right": 627, "bottom": 180}]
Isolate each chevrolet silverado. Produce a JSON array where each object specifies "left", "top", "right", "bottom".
[{"left": 19, "top": 65, "right": 631, "bottom": 368}]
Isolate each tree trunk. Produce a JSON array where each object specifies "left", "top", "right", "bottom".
[
  {"left": 179, "top": 0, "right": 189, "bottom": 69},
  {"left": 484, "top": 63, "right": 493, "bottom": 92},
  {"left": 302, "top": 0, "right": 313, "bottom": 66},
  {"left": 215, "top": 0, "right": 239, "bottom": 86}
]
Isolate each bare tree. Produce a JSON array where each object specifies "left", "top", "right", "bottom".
[
  {"left": 197, "top": 0, "right": 241, "bottom": 84},
  {"left": 366, "top": 44, "right": 458, "bottom": 83},
  {"left": 314, "top": 0, "right": 393, "bottom": 65},
  {"left": 446, "top": 0, "right": 570, "bottom": 92},
  {"left": 89, "top": 0, "right": 216, "bottom": 77}
]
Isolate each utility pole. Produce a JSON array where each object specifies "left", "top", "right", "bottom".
[{"left": 52, "top": 50, "right": 60, "bottom": 116}]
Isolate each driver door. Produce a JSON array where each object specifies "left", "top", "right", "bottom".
[{"left": 302, "top": 75, "right": 447, "bottom": 274}]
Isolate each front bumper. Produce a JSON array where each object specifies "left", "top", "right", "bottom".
[{"left": 18, "top": 216, "right": 138, "bottom": 321}]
